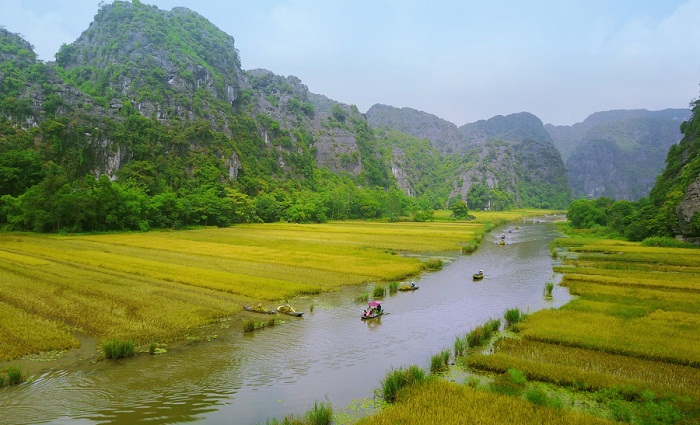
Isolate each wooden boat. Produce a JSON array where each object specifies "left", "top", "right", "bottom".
[
  {"left": 398, "top": 283, "right": 419, "bottom": 291},
  {"left": 243, "top": 304, "right": 276, "bottom": 314},
  {"left": 499, "top": 239, "right": 506, "bottom": 245},
  {"left": 277, "top": 304, "right": 303, "bottom": 317},
  {"left": 473, "top": 271, "right": 484, "bottom": 280},
  {"left": 361, "top": 300, "right": 384, "bottom": 319}
]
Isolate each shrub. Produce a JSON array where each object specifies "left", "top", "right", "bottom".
[{"left": 102, "top": 339, "right": 135, "bottom": 359}]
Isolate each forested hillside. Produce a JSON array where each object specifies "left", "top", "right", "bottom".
[
  {"left": 566, "top": 99, "right": 700, "bottom": 242},
  {"left": 3, "top": 0, "right": 690, "bottom": 234},
  {"left": 367, "top": 107, "right": 571, "bottom": 210}
]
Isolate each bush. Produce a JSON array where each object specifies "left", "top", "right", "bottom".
[{"left": 102, "top": 339, "right": 135, "bottom": 359}]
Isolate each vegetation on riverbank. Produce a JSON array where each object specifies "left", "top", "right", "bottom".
[
  {"left": 0, "top": 210, "right": 547, "bottom": 363},
  {"left": 347, "top": 223, "right": 699, "bottom": 424}
]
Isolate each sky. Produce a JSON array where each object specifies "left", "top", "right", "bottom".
[{"left": 2, "top": 0, "right": 700, "bottom": 126}]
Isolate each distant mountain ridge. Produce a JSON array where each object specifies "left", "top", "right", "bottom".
[
  {"left": 0, "top": 0, "right": 691, "bottom": 234},
  {"left": 367, "top": 103, "right": 690, "bottom": 201}
]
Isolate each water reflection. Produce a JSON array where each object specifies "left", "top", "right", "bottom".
[{"left": 0, "top": 220, "right": 568, "bottom": 425}]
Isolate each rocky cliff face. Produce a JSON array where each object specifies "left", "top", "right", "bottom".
[
  {"left": 367, "top": 105, "right": 570, "bottom": 209},
  {"left": 547, "top": 109, "right": 691, "bottom": 200}
]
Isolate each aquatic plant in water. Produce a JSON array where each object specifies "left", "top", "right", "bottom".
[{"left": 102, "top": 339, "right": 135, "bottom": 359}]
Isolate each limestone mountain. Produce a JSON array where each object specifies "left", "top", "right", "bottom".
[
  {"left": 366, "top": 105, "right": 570, "bottom": 209},
  {"left": 546, "top": 109, "right": 691, "bottom": 200}
]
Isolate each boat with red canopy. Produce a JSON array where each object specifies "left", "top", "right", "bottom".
[{"left": 361, "top": 300, "right": 384, "bottom": 319}]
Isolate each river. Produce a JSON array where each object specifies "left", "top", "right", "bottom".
[{"left": 0, "top": 219, "right": 570, "bottom": 424}]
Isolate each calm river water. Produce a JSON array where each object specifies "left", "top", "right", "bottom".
[{"left": 0, "top": 219, "right": 570, "bottom": 424}]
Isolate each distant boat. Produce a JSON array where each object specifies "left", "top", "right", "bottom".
[
  {"left": 473, "top": 270, "right": 484, "bottom": 280},
  {"left": 361, "top": 301, "right": 384, "bottom": 319},
  {"left": 244, "top": 304, "right": 276, "bottom": 314},
  {"left": 277, "top": 304, "right": 304, "bottom": 317},
  {"left": 398, "top": 282, "right": 419, "bottom": 291},
  {"left": 499, "top": 239, "right": 506, "bottom": 245}
]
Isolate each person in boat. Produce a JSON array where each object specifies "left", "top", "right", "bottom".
[{"left": 410, "top": 282, "right": 416, "bottom": 288}]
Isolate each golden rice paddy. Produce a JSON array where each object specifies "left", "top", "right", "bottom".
[
  {"left": 354, "top": 379, "right": 613, "bottom": 425},
  {"left": 0, "top": 212, "right": 540, "bottom": 361},
  {"left": 462, "top": 228, "right": 700, "bottom": 422}
]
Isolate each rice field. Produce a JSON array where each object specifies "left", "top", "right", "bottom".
[
  {"left": 0, "top": 212, "right": 535, "bottom": 361},
  {"left": 462, "top": 229, "right": 700, "bottom": 422},
  {"left": 354, "top": 379, "right": 613, "bottom": 425}
]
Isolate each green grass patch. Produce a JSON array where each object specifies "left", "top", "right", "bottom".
[
  {"left": 102, "top": 339, "right": 135, "bottom": 359},
  {"left": 380, "top": 365, "right": 427, "bottom": 403}
]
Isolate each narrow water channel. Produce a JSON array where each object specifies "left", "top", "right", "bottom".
[{"left": 0, "top": 219, "right": 570, "bottom": 424}]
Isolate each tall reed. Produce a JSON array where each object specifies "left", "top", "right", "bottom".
[
  {"left": 102, "top": 339, "right": 135, "bottom": 359},
  {"left": 430, "top": 349, "right": 451, "bottom": 374},
  {"left": 544, "top": 281, "right": 555, "bottom": 299},
  {"left": 389, "top": 282, "right": 399, "bottom": 293},
  {"left": 424, "top": 258, "right": 444, "bottom": 271},
  {"left": 373, "top": 286, "right": 386, "bottom": 298},
  {"left": 454, "top": 334, "right": 468, "bottom": 357},
  {"left": 381, "top": 365, "right": 426, "bottom": 403},
  {"left": 504, "top": 308, "right": 524, "bottom": 328},
  {"left": 306, "top": 400, "right": 333, "bottom": 425},
  {"left": 4, "top": 366, "right": 24, "bottom": 386}
]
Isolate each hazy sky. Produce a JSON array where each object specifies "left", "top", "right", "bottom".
[{"left": 3, "top": 0, "right": 699, "bottom": 126}]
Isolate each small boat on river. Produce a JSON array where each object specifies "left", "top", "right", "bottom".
[
  {"left": 361, "top": 300, "right": 384, "bottom": 319},
  {"left": 243, "top": 304, "right": 276, "bottom": 314},
  {"left": 398, "top": 282, "right": 419, "bottom": 291},
  {"left": 473, "top": 270, "right": 484, "bottom": 280},
  {"left": 277, "top": 304, "right": 304, "bottom": 317}
]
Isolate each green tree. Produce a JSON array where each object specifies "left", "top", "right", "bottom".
[{"left": 449, "top": 199, "right": 469, "bottom": 219}]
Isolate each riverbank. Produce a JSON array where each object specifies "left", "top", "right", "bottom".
[{"left": 354, "top": 223, "right": 700, "bottom": 424}]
